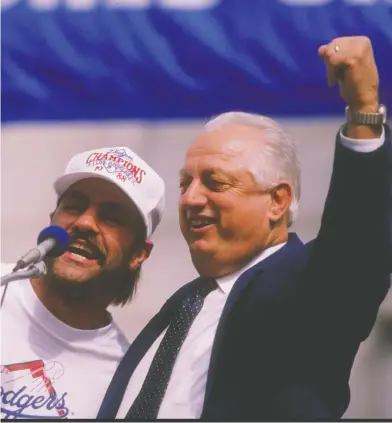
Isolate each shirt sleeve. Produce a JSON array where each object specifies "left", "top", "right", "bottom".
[{"left": 339, "top": 126, "right": 385, "bottom": 153}]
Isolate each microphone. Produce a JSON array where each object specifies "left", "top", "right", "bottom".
[{"left": 12, "top": 226, "right": 70, "bottom": 272}]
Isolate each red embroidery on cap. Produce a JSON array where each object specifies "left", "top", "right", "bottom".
[{"left": 85, "top": 149, "right": 146, "bottom": 184}]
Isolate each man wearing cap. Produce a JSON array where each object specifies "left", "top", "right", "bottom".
[{"left": 0, "top": 147, "right": 165, "bottom": 419}]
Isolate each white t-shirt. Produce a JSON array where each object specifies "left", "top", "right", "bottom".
[{"left": 0, "top": 263, "right": 130, "bottom": 420}]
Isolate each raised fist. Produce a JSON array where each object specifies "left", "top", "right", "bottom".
[{"left": 319, "top": 36, "right": 379, "bottom": 112}]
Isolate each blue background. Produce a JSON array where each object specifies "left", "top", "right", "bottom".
[{"left": 2, "top": 0, "right": 392, "bottom": 122}]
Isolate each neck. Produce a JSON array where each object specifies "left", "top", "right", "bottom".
[
  {"left": 194, "top": 228, "right": 289, "bottom": 278},
  {"left": 266, "top": 227, "right": 288, "bottom": 248},
  {"left": 30, "top": 278, "right": 111, "bottom": 330}
]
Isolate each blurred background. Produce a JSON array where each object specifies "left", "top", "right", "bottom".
[{"left": 1, "top": 0, "right": 392, "bottom": 418}]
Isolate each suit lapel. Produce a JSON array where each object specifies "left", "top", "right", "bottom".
[
  {"left": 203, "top": 233, "right": 304, "bottom": 408},
  {"left": 96, "top": 281, "right": 196, "bottom": 419}
]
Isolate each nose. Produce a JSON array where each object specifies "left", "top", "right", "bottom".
[
  {"left": 73, "top": 207, "right": 99, "bottom": 234},
  {"left": 180, "top": 180, "right": 208, "bottom": 209}
]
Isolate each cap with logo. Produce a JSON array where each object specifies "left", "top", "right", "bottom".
[{"left": 54, "top": 147, "right": 165, "bottom": 239}]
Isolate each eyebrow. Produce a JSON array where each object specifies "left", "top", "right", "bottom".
[
  {"left": 100, "top": 202, "right": 130, "bottom": 215},
  {"left": 179, "top": 168, "right": 237, "bottom": 181},
  {"left": 62, "top": 191, "right": 86, "bottom": 200},
  {"left": 63, "top": 191, "right": 130, "bottom": 214}
]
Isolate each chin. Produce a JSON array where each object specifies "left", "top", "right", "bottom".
[
  {"left": 188, "top": 238, "right": 214, "bottom": 254},
  {"left": 52, "top": 262, "right": 100, "bottom": 285}
]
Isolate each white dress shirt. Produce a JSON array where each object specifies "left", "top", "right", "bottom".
[{"left": 115, "top": 129, "right": 386, "bottom": 419}]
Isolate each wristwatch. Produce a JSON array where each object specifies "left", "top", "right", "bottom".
[{"left": 345, "top": 104, "right": 387, "bottom": 125}]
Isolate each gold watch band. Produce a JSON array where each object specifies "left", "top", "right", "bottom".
[{"left": 345, "top": 104, "right": 387, "bottom": 125}]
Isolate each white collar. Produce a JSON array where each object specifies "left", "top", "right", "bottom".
[{"left": 215, "top": 242, "right": 286, "bottom": 294}]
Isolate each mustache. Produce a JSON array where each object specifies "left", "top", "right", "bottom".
[{"left": 67, "top": 230, "right": 106, "bottom": 263}]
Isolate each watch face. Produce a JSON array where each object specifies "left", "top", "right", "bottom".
[{"left": 379, "top": 105, "right": 387, "bottom": 123}]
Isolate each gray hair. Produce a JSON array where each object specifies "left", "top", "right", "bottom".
[{"left": 204, "top": 111, "right": 301, "bottom": 227}]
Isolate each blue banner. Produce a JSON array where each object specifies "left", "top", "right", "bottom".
[{"left": 2, "top": 0, "right": 392, "bottom": 122}]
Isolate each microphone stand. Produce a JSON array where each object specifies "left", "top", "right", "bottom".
[{"left": 0, "top": 261, "right": 47, "bottom": 307}]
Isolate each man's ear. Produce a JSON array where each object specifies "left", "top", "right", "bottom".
[
  {"left": 129, "top": 240, "right": 154, "bottom": 271},
  {"left": 268, "top": 182, "right": 293, "bottom": 224}
]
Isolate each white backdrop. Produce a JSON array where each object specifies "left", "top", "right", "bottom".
[{"left": 1, "top": 118, "right": 392, "bottom": 418}]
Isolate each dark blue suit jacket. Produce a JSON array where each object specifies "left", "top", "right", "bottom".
[{"left": 98, "top": 128, "right": 392, "bottom": 420}]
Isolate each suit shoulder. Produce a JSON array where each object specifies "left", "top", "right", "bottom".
[{"left": 281, "top": 238, "right": 315, "bottom": 271}]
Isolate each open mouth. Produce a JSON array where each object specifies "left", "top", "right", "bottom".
[
  {"left": 65, "top": 242, "right": 105, "bottom": 264},
  {"left": 189, "top": 217, "right": 217, "bottom": 231}
]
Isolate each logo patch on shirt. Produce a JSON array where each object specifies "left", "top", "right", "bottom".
[{"left": 1, "top": 360, "right": 70, "bottom": 419}]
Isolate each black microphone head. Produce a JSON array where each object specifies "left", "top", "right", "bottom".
[{"left": 37, "top": 225, "right": 70, "bottom": 258}]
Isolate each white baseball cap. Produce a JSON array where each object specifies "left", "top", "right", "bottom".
[{"left": 54, "top": 146, "right": 165, "bottom": 239}]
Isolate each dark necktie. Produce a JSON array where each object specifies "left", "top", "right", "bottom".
[{"left": 125, "top": 277, "right": 217, "bottom": 420}]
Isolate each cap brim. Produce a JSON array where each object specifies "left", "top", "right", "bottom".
[{"left": 54, "top": 172, "right": 149, "bottom": 237}]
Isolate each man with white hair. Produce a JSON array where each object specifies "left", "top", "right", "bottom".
[
  {"left": 1, "top": 147, "right": 165, "bottom": 419},
  {"left": 98, "top": 36, "right": 391, "bottom": 420}
]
